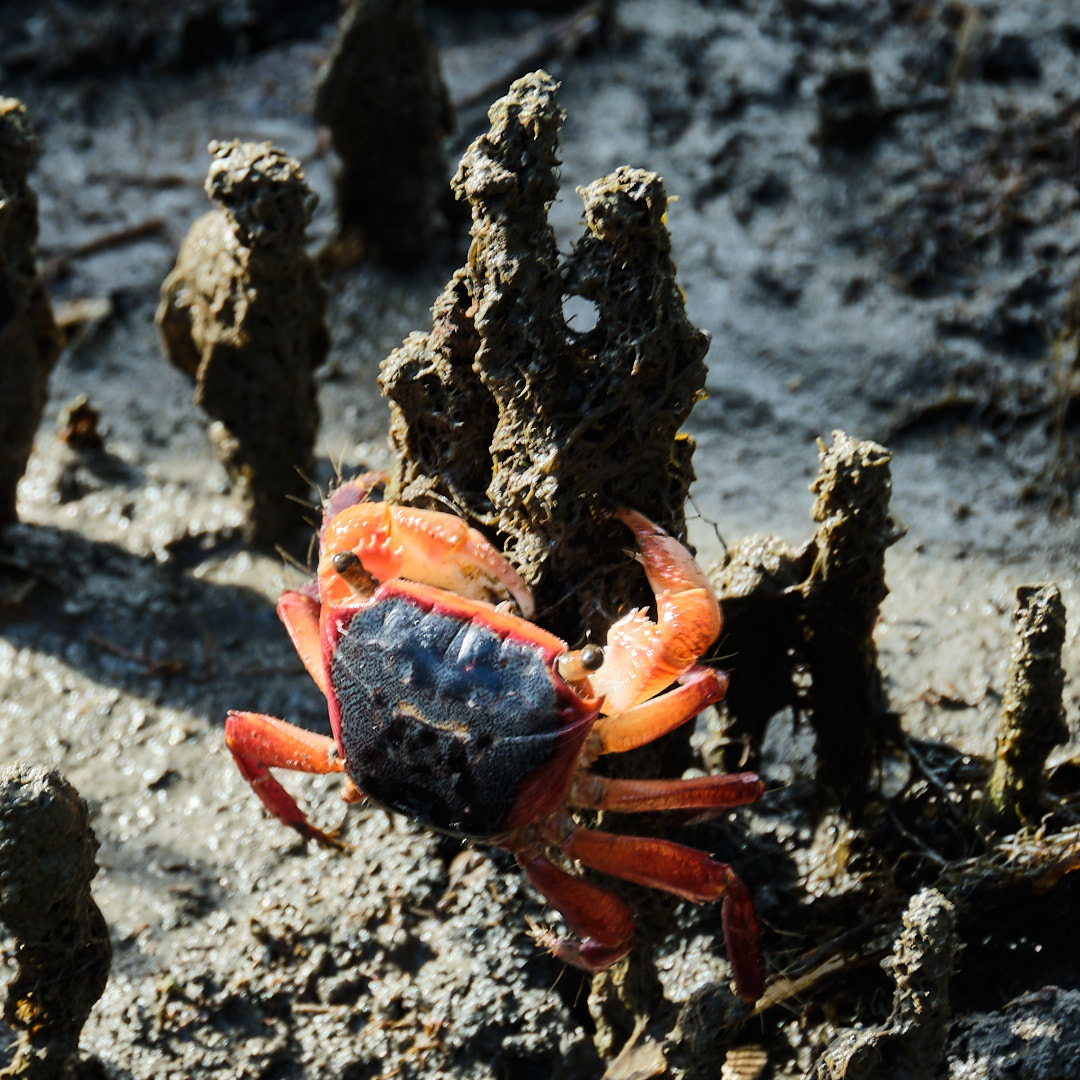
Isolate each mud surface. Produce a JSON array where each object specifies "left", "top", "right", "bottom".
[{"left": 2, "top": 2, "right": 1079, "bottom": 1078}]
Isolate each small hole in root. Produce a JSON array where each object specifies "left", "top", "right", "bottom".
[{"left": 562, "top": 294, "right": 599, "bottom": 333}]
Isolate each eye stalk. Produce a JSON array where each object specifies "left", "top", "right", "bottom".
[{"left": 331, "top": 549, "right": 376, "bottom": 593}]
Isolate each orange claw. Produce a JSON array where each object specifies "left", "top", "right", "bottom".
[
  {"left": 318, "top": 502, "right": 534, "bottom": 616},
  {"left": 590, "top": 665, "right": 726, "bottom": 755},
  {"left": 588, "top": 510, "right": 722, "bottom": 715}
]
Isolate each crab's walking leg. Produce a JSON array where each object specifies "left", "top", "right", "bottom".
[
  {"left": 589, "top": 509, "right": 722, "bottom": 715},
  {"left": 562, "top": 826, "right": 764, "bottom": 1002},
  {"left": 570, "top": 771, "right": 764, "bottom": 814},
  {"left": 589, "top": 666, "right": 726, "bottom": 755},
  {"left": 277, "top": 590, "right": 328, "bottom": 696},
  {"left": 225, "top": 711, "right": 346, "bottom": 849},
  {"left": 516, "top": 849, "right": 636, "bottom": 972}
]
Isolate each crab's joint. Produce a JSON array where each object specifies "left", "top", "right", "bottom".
[
  {"left": 331, "top": 549, "right": 377, "bottom": 593},
  {"left": 517, "top": 850, "right": 636, "bottom": 972},
  {"left": 556, "top": 645, "right": 604, "bottom": 683},
  {"left": 340, "top": 775, "right": 365, "bottom": 804}
]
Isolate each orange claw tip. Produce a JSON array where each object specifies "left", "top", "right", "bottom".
[
  {"left": 525, "top": 917, "right": 632, "bottom": 974},
  {"left": 611, "top": 506, "right": 717, "bottom": 603},
  {"left": 301, "top": 822, "right": 351, "bottom": 852},
  {"left": 613, "top": 506, "right": 658, "bottom": 526}
]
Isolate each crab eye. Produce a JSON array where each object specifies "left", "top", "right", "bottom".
[
  {"left": 579, "top": 644, "right": 604, "bottom": 672},
  {"left": 556, "top": 645, "right": 605, "bottom": 682},
  {"left": 332, "top": 550, "right": 361, "bottom": 575}
]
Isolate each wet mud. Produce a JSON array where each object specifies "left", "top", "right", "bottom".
[{"left": 2, "top": 2, "right": 1079, "bottom": 1078}]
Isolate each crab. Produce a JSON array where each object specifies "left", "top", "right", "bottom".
[{"left": 225, "top": 477, "right": 766, "bottom": 1001}]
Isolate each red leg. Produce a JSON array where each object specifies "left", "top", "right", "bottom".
[
  {"left": 562, "top": 826, "right": 764, "bottom": 1002},
  {"left": 516, "top": 849, "right": 636, "bottom": 972},
  {"left": 225, "top": 710, "right": 346, "bottom": 849},
  {"left": 590, "top": 666, "right": 726, "bottom": 755},
  {"left": 277, "top": 590, "right": 328, "bottom": 696},
  {"left": 570, "top": 771, "right": 764, "bottom": 814}
]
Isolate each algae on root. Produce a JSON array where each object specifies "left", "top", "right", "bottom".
[
  {"left": 157, "top": 139, "right": 328, "bottom": 550},
  {"left": 0, "top": 99, "right": 62, "bottom": 531},
  {"left": 813, "top": 889, "right": 957, "bottom": 1080},
  {"left": 0, "top": 763, "right": 111, "bottom": 1080},
  {"left": 980, "top": 583, "right": 1068, "bottom": 830},
  {"left": 712, "top": 432, "right": 903, "bottom": 808},
  {"left": 381, "top": 71, "right": 709, "bottom": 642}
]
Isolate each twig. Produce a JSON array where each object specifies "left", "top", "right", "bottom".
[
  {"left": 44, "top": 218, "right": 168, "bottom": 277},
  {"left": 453, "top": 2, "right": 608, "bottom": 113},
  {"left": 88, "top": 635, "right": 185, "bottom": 677}
]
